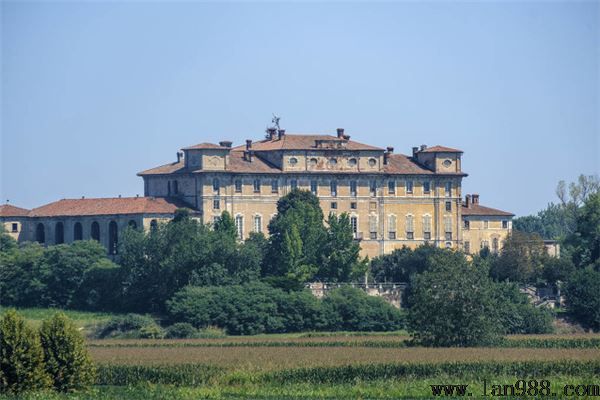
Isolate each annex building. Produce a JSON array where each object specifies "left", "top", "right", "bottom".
[{"left": 1, "top": 128, "right": 514, "bottom": 258}]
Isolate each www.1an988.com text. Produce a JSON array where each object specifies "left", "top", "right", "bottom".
[{"left": 430, "top": 380, "right": 600, "bottom": 397}]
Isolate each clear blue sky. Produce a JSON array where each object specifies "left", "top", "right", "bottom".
[{"left": 1, "top": 1, "right": 598, "bottom": 217}]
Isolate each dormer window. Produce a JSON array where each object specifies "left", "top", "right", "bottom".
[
  {"left": 368, "top": 158, "right": 377, "bottom": 167},
  {"left": 443, "top": 159, "right": 452, "bottom": 168},
  {"left": 289, "top": 157, "right": 298, "bottom": 165}
]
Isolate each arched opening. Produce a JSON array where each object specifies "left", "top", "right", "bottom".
[
  {"left": 73, "top": 222, "right": 83, "bottom": 241},
  {"left": 150, "top": 219, "right": 158, "bottom": 232},
  {"left": 492, "top": 237, "right": 499, "bottom": 254},
  {"left": 108, "top": 221, "right": 118, "bottom": 255},
  {"left": 128, "top": 220, "right": 137, "bottom": 230},
  {"left": 36, "top": 223, "right": 45, "bottom": 243},
  {"left": 55, "top": 222, "right": 64, "bottom": 244},
  {"left": 91, "top": 221, "right": 100, "bottom": 241}
]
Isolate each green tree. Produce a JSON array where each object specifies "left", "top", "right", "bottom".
[
  {"left": 213, "top": 211, "right": 237, "bottom": 239},
  {"left": 489, "top": 231, "right": 547, "bottom": 283},
  {"left": 0, "top": 309, "right": 50, "bottom": 393},
  {"left": 370, "top": 244, "right": 446, "bottom": 283},
  {"left": 563, "top": 268, "right": 600, "bottom": 331},
  {"left": 265, "top": 189, "right": 327, "bottom": 283},
  {"left": 39, "top": 313, "right": 96, "bottom": 392},
  {"left": 408, "top": 251, "right": 502, "bottom": 347},
  {"left": 319, "top": 213, "right": 367, "bottom": 282},
  {"left": 0, "top": 242, "right": 46, "bottom": 307},
  {"left": 565, "top": 192, "right": 600, "bottom": 269},
  {"left": 0, "top": 226, "right": 17, "bottom": 253}
]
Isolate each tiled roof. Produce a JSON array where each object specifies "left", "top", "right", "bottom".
[
  {"left": 0, "top": 204, "right": 30, "bottom": 217},
  {"left": 29, "top": 197, "right": 191, "bottom": 217},
  {"left": 182, "top": 143, "right": 229, "bottom": 150},
  {"left": 138, "top": 161, "right": 186, "bottom": 176},
  {"left": 239, "top": 134, "right": 384, "bottom": 151},
  {"left": 420, "top": 145, "right": 463, "bottom": 153},
  {"left": 462, "top": 204, "right": 514, "bottom": 217},
  {"left": 228, "top": 150, "right": 281, "bottom": 173},
  {"left": 383, "top": 154, "right": 434, "bottom": 175}
]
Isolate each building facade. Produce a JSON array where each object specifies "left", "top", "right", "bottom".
[{"left": 2, "top": 128, "right": 514, "bottom": 258}]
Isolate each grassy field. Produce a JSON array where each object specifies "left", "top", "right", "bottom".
[{"left": 2, "top": 308, "right": 599, "bottom": 399}]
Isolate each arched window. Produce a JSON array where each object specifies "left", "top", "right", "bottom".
[
  {"left": 492, "top": 237, "right": 499, "bottom": 254},
  {"left": 91, "top": 221, "right": 100, "bottom": 241},
  {"left": 36, "top": 223, "right": 45, "bottom": 243},
  {"left": 128, "top": 220, "right": 137, "bottom": 230},
  {"left": 150, "top": 219, "right": 158, "bottom": 232},
  {"left": 235, "top": 215, "right": 243, "bottom": 239},
  {"left": 108, "top": 221, "right": 118, "bottom": 255},
  {"left": 55, "top": 222, "right": 64, "bottom": 244},
  {"left": 73, "top": 222, "right": 83, "bottom": 241}
]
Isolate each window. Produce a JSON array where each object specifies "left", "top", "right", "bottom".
[
  {"left": 445, "top": 201, "right": 452, "bottom": 212},
  {"left": 55, "top": 222, "right": 64, "bottom": 245},
  {"left": 310, "top": 180, "right": 318, "bottom": 195},
  {"left": 350, "top": 216, "right": 358, "bottom": 237},
  {"left": 445, "top": 182, "right": 452, "bottom": 197},
  {"left": 483, "top": 220, "right": 489, "bottom": 229},
  {"left": 406, "top": 181, "right": 413, "bottom": 194},
  {"left": 128, "top": 220, "right": 137, "bottom": 229},
  {"left": 173, "top": 180, "right": 179, "bottom": 194},
  {"left": 388, "top": 180, "right": 396, "bottom": 195},
  {"left": 481, "top": 240, "right": 489, "bottom": 249},
  {"left": 350, "top": 202, "right": 357, "bottom": 209},
  {"left": 368, "top": 158, "right": 377, "bottom": 167},
  {"left": 444, "top": 215, "right": 452, "bottom": 240},
  {"left": 329, "top": 158, "right": 338, "bottom": 166},
  {"left": 254, "top": 215, "right": 262, "bottom": 233},
  {"left": 253, "top": 179, "right": 261, "bottom": 193},
  {"left": 464, "top": 220, "right": 470, "bottom": 230},
  {"left": 350, "top": 181, "right": 357, "bottom": 197},
  {"left": 309, "top": 158, "right": 318, "bottom": 167},
  {"left": 289, "top": 157, "right": 298, "bottom": 165},
  {"left": 235, "top": 215, "right": 243, "bottom": 239},
  {"left": 445, "top": 241, "right": 452, "bottom": 249},
  {"left": 502, "top": 220, "right": 508, "bottom": 229},
  {"left": 348, "top": 158, "right": 357, "bottom": 167},
  {"left": 213, "top": 178, "right": 220, "bottom": 194},
  {"left": 11, "top": 223, "right": 18, "bottom": 233},
  {"left": 492, "top": 238, "right": 499, "bottom": 253},
  {"left": 406, "top": 215, "right": 414, "bottom": 239},
  {"left": 91, "top": 221, "right": 100, "bottom": 241},
  {"left": 464, "top": 241, "right": 470, "bottom": 253},
  {"left": 73, "top": 222, "right": 83, "bottom": 240},
  {"left": 330, "top": 181, "right": 337, "bottom": 197},
  {"left": 290, "top": 179, "right": 298, "bottom": 190},
  {"left": 331, "top": 202, "right": 337, "bottom": 209},
  {"left": 388, "top": 215, "right": 397, "bottom": 240},
  {"left": 36, "top": 223, "right": 45, "bottom": 243},
  {"left": 423, "top": 181, "right": 431, "bottom": 194},
  {"left": 235, "top": 179, "right": 242, "bottom": 193},
  {"left": 370, "top": 180, "right": 377, "bottom": 196},
  {"left": 423, "top": 215, "right": 432, "bottom": 237},
  {"left": 213, "top": 199, "right": 220, "bottom": 209},
  {"left": 271, "top": 179, "right": 278, "bottom": 193},
  {"left": 150, "top": 219, "right": 158, "bottom": 232},
  {"left": 369, "top": 214, "right": 377, "bottom": 239},
  {"left": 108, "top": 221, "right": 118, "bottom": 255}
]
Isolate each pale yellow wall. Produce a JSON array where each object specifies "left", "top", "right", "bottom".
[{"left": 461, "top": 216, "right": 512, "bottom": 255}]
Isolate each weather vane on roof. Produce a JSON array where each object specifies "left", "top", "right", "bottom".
[{"left": 271, "top": 114, "right": 281, "bottom": 130}]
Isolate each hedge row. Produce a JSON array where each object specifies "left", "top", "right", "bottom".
[{"left": 266, "top": 361, "right": 600, "bottom": 384}]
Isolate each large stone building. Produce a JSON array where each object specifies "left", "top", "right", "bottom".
[{"left": 1, "top": 128, "right": 514, "bottom": 258}]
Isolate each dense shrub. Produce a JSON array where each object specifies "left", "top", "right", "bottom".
[
  {"left": 321, "top": 287, "right": 405, "bottom": 332},
  {"left": 564, "top": 268, "right": 600, "bottom": 331},
  {"left": 95, "top": 314, "right": 163, "bottom": 339},
  {"left": 196, "top": 327, "right": 227, "bottom": 339},
  {"left": 494, "top": 283, "right": 553, "bottom": 334},
  {"left": 39, "top": 313, "right": 96, "bottom": 392},
  {"left": 164, "top": 323, "right": 199, "bottom": 339},
  {"left": 0, "top": 309, "right": 50, "bottom": 393}
]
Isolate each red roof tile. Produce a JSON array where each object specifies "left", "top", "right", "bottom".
[
  {"left": 182, "top": 143, "right": 229, "bottom": 150},
  {"left": 0, "top": 204, "right": 30, "bottom": 217},
  {"left": 29, "top": 197, "right": 191, "bottom": 217},
  {"left": 138, "top": 161, "right": 186, "bottom": 176},
  {"left": 421, "top": 145, "right": 463, "bottom": 153},
  {"left": 383, "top": 154, "right": 435, "bottom": 175},
  {"left": 462, "top": 204, "right": 514, "bottom": 217},
  {"left": 239, "top": 134, "right": 384, "bottom": 152}
]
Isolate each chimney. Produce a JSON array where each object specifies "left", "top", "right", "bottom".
[
  {"left": 177, "top": 152, "right": 182, "bottom": 163},
  {"left": 267, "top": 128, "right": 277, "bottom": 140},
  {"left": 118, "top": 194, "right": 122, "bottom": 198},
  {"left": 336, "top": 128, "right": 344, "bottom": 138},
  {"left": 420, "top": 144, "right": 427, "bottom": 151},
  {"left": 278, "top": 129, "right": 285, "bottom": 140},
  {"left": 386, "top": 146, "right": 394, "bottom": 153},
  {"left": 465, "top": 194, "right": 471, "bottom": 208},
  {"left": 472, "top": 194, "right": 479, "bottom": 205},
  {"left": 219, "top": 141, "right": 232, "bottom": 148},
  {"left": 343, "top": 134, "right": 351, "bottom": 140},
  {"left": 246, "top": 139, "right": 252, "bottom": 150},
  {"left": 245, "top": 150, "right": 253, "bottom": 162},
  {"left": 384, "top": 147, "right": 394, "bottom": 165},
  {"left": 412, "top": 147, "right": 419, "bottom": 157}
]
